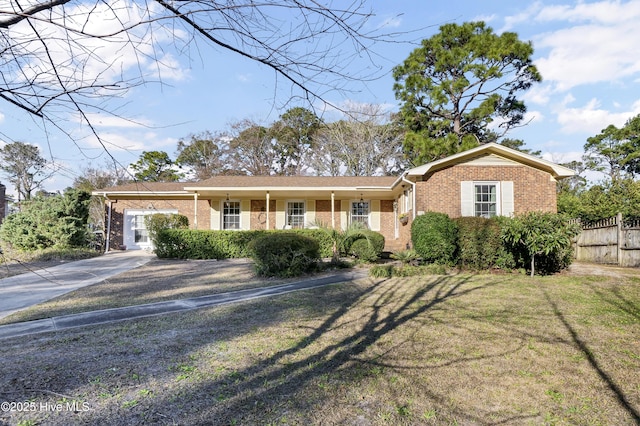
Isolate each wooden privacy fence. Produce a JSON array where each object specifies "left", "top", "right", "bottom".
[{"left": 572, "top": 213, "right": 640, "bottom": 267}]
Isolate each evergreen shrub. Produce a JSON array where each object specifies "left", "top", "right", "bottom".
[
  {"left": 154, "top": 229, "right": 334, "bottom": 259},
  {"left": 411, "top": 212, "right": 458, "bottom": 264},
  {"left": 454, "top": 216, "right": 502, "bottom": 270},
  {"left": 344, "top": 230, "right": 385, "bottom": 262},
  {"left": 0, "top": 189, "right": 90, "bottom": 251},
  {"left": 248, "top": 232, "right": 320, "bottom": 277}
]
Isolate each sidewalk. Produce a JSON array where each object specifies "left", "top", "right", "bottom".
[
  {"left": 0, "top": 250, "right": 154, "bottom": 320},
  {"left": 0, "top": 269, "right": 367, "bottom": 340}
]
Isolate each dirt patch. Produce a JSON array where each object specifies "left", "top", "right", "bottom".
[
  {"left": 564, "top": 261, "right": 640, "bottom": 279},
  {"left": 0, "top": 258, "right": 70, "bottom": 280},
  {"left": 0, "top": 257, "right": 356, "bottom": 325}
]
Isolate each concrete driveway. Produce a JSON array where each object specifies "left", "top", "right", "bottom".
[{"left": 0, "top": 250, "right": 154, "bottom": 320}]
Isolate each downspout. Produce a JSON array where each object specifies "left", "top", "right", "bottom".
[
  {"left": 401, "top": 172, "right": 417, "bottom": 219},
  {"left": 105, "top": 195, "right": 112, "bottom": 253}
]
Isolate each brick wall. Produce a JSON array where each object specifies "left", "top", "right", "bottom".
[
  {"left": 107, "top": 197, "right": 210, "bottom": 249},
  {"left": 315, "top": 200, "right": 342, "bottom": 229},
  {"left": 416, "top": 164, "right": 557, "bottom": 217},
  {"left": 250, "top": 200, "right": 277, "bottom": 230}
]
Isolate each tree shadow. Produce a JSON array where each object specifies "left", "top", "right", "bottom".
[
  {"left": 541, "top": 288, "right": 640, "bottom": 423},
  {"left": 584, "top": 280, "right": 640, "bottom": 322},
  {"left": 141, "top": 274, "right": 534, "bottom": 424}
]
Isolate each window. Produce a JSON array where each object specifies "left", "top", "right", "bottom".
[
  {"left": 474, "top": 183, "right": 498, "bottom": 218},
  {"left": 351, "top": 200, "right": 370, "bottom": 227},
  {"left": 223, "top": 201, "right": 241, "bottom": 230},
  {"left": 133, "top": 215, "right": 149, "bottom": 243},
  {"left": 287, "top": 201, "right": 305, "bottom": 228}
]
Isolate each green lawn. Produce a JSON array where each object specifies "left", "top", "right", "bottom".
[{"left": 1, "top": 271, "right": 639, "bottom": 425}]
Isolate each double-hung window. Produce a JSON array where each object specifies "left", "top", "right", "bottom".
[
  {"left": 133, "top": 215, "right": 149, "bottom": 243},
  {"left": 474, "top": 183, "right": 498, "bottom": 218},
  {"left": 223, "top": 201, "right": 241, "bottom": 230},
  {"left": 287, "top": 201, "right": 305, "bottom": 229},
  {"left": 351, "top": 200, "right": 370, "bottom": 227}
]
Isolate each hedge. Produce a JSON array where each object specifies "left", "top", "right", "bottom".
[
  {"left": 344, "top": 229, "right": 385, "bottom": 262},
  {"left": 453, "top": 216, "right": 502, "bottom": 270},
  {"left": 411, "top": 212, "right": 458, "bottom": 264},
  {"left": 248, "top": 233, "right": 320, "bottom": 277},
  {"left": 154, "top": 228, "right": 335, "bottom": 259}
]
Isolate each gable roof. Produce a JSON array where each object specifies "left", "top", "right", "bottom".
[
  {"left": 187, "top": 175, "right": 398, "bottom": 190},
  {"left": 94, "top": 175, "right": 401, "bottom": 199},
  {"left": 405, "top": 142, "right": 575, "bottom": 180}
]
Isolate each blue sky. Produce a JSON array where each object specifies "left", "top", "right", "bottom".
[{"left": 1, "top": 0, "right": 639, "bottom": 196}]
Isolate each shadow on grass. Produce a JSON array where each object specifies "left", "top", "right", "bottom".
[
  {"left": 542, "top": 288, "right": 640, "bottom": 423},
  {"left": 145, "top": 274, "right": 537, "bottom": 424}
]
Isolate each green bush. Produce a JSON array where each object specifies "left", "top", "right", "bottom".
[
  {"left": 344, "top": 230, "right": 385, "bottom": 262},
  {"left": 248, "top": 233, "right": 320, "bottom": 277},
  {"left": 369, "top": 264, "right": 394, "bottom": 278},
  {"left": 0, "top": 189, "right": 90, "bottom": 251},
  {"left": 501, "top": 212, "right": 581, "bottom": 276},
  {"left": 411, "top": 212, "right": 458, "bottom": 264},
  {"left": 454, "top": 217, "right": 502, "bottom": 270},
  {"left": 145, "top": 213, "right": 189, "bottom": 250},
  {"left": 154, "top": 228, "right": 334, "bottom": 260},
  {"left": 368, "top": 263, "right": 447, "bottom": 278}
]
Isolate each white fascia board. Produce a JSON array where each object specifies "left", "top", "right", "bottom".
[{"left": 406, "top": 142, "right": 575, "bottom": 179}]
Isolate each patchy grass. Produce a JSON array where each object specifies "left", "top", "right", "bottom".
[
  {"left": 1, "top": 270, "right": 639, "bottom": 425},
  {"left": 0, "top": 258, "right": 351, "bottom": 325},
  {"left": 0, "top": 246, "right": 100, "bottom": 279}
]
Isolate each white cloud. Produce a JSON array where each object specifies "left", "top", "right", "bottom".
[
  {"left": 530, "top": 2, "right": 640, "bottom": 91},
  {"left": 12, "top": 1, "right": 191, "bottom": 98},
  {"left": 378, "top": 15, "right": 403, "bottom": 29},
  {"left": 555, "top": 97, "right": 640, "bottom": 134},
  {"left": 500, "top": 2, "right": 544, "bottom": 31},
  {"left": 80, "top": 131, "right": 176, "bottom": 154},
  {"left": 148, "top": 54, "right": 191, "bottom": 82},
  {"left": 535, "top": 0, "right": 640, "bottom": 24},
  {"left": 474, "top": 14, "right": 497, "bottom": 24},
  {"left": 524, "top": 85, "right": 552, "bottom": 106},
  {"left": 79, "top": 114, "right": 154, "bottom": 129},
  {"left": 236, "top": 73, "right": 252, "bottom": 83}
]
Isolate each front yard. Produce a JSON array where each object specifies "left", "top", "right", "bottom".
[{"left": 0, "top": 262, "right": 639, "bottom": 425}]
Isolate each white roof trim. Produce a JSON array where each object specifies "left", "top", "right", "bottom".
[{"left": 406, "top": 142, "right": 575, "bottom": 179}]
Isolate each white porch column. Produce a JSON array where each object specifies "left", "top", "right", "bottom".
[
  {"left": 193, "top": 192, "right": 199, "bottom": 229},
  {"left": 331, "top": 191, "right": 335, "bottom": 228},
  {"left": 266, "top": 191, "right": 270, "bottom": 230}
]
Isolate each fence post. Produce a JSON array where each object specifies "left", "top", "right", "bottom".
[{"left": 617, "top": 212, "right": 623, "bottom": 266}]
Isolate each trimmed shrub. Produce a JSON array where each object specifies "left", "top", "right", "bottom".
[
  {"left": 145, "top": 213, "right": 189, "bottom": 250},
  {"left": 344, "top": 230, "right": 385, "bottom": 262},
  {"left": 153, "top": 229, "right": 334, "bottom": 260},
  {"left": 248, "top": 232, "right": 320, "bottom": 277},
  {"left": 454, "top": 216, "right": 502, "bottom": 270},
  {"left": 411, "top": 212, "right": 458, "bottom": 264},
  {"left": 154, "top": 229, "right": 264, "bottom": 259}
]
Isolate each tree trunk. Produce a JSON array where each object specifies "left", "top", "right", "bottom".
[{"left": 530, "top": 254, "right": 535, "bottom": 277}]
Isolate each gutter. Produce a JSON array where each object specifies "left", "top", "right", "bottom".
[{"left": 401, "top": 172, "right": 417, "bottom": 219}]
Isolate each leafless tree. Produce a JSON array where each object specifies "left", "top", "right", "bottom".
[
  {"left": 228, "top": 119, "right": 277, "bottom": 176},
  {"left": 0, "top": 1, "right": 393, "bottom": 158},
  {"left": 311, "top": 104, "right": 406, "bottom": 176}
]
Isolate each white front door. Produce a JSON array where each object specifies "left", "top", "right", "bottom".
[{"left": 123, "top": 209, "right": 177, "bottom": 250}]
